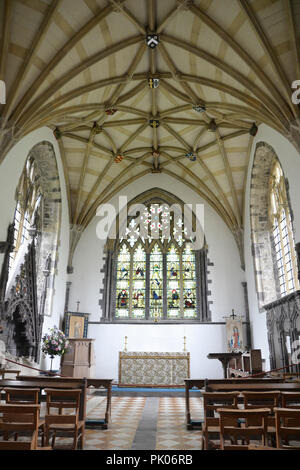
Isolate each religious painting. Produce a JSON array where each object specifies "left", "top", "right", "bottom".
[
  {"left": 226, "top": 318, "right": 244, "bottom": 352},
  {"left": 64, "top": 312, "right": 89, "bottom": 339}
]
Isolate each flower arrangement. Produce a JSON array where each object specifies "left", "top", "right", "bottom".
[{"left": 41, "top": 326, "right": 70, "bottom": 359}]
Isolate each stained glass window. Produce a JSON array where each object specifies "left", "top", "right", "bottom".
[
  {"left": 182, "top": 243, "right": 197, "bottom": 318},
  {"left": 114, "top": 203, "right": 200, "bottom": 320},
  {"left": 150, "top": 244, "right": 163, "bottom": 318},
  {"left": 132, "top": 244, "right": 146, "bottom": 318},
  {"left": 115, "top": 244, "right": 130, "bottom": 318},
  {"left": 269, "top": 161, "right": 299, "bottom": 297},
  {"left": 167, "top": 245, "right": 180, "bottom": 318}
]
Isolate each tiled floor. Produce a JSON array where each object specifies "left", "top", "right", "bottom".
[
  {"left": 84, "top": 394, "right": 203, "bottom": 450},
  {"left": 1, "top": 392, "right": 204, "bottom": 450},
  {"left": 85, "top": 396, "right": 147, "bottom": 450},
  {"left": 156, "top": 397, "right": 203, "bottom": 450}
]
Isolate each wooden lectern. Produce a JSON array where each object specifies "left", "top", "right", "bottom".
[{"left": 61, "top": 339, "right": 95, "bottom": 377}]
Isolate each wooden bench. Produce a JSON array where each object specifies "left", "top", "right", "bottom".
[
  {"left": 17, "top": 375, "right": 113, "bottom": 429},
  {"left": 184, "top": 378, "right": 285, "bottom": 429},
  {"left": 0, "top": 378, "right": 87, "bottom": 449},
  {"left": 205, "top": 382, "right": 300, "bottom": 392}
]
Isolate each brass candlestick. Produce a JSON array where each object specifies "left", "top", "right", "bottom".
[
  {"left": 124, "top": 336, "right": 128, "bottom": 352},
  {"left": 183, "top": 336, "right": 187, "bottom": 352}
]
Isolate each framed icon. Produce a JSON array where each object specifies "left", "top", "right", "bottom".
[
  {"left": 64, "top": 312, "right": 89, "bottom": 339},
  {"left": 226, "top": 318, "right": 244, "bottom": 353}
]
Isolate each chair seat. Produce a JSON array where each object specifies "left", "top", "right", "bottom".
[
  {"left": 267, "top": 426, "right": 276, "bottom": 434},
  {"left": 47, "top": 420, "right": 85, "bottom": 431},
  {"left": 205, "top": 426, "right": 220, "bottom": 433}
]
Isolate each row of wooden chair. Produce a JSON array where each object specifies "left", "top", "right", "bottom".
[
  {"left": 0, "top": 387, "right": 85, "bottom": 450},
  {"left": 202, "top": 391, "right": 300, "bottom": 450},
  {"left": 217, "top": 407, "right": 300, "bottom": 450}
]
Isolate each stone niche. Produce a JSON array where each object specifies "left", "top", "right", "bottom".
[{"left": 0, "top": 339, "right": 39, "bottom": 376}]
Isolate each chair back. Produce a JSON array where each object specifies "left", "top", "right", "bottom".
[
  {"left": 218, "top": 408, "right": 270, "bottom": 450},
  {"left": 0, "top": 440, "right": 35, "bottom": 450},
  {"left": 202, "top": 392, "right": 240, "bottom": 428},
  {"left": 242, "top": 391, "right": 281, "bottom": 412},
  {"left": 4, "top": 387, "right": 40, "bottom": 405},
  {"left": 281, "top": 392, "right": 300, "bottom": 409},
  {"left": 274, "top": 407, "right": 300, "bottom": 449},
  {"left": 44, "top": 388, "right": 82, "bottom": 415},
  {"left": 0, "top": 404, "right": 40, "bottom": 448}
]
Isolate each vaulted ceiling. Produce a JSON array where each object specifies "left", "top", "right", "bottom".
[{"left": 0, "top": 0, "right": 299, "bottom": 266}]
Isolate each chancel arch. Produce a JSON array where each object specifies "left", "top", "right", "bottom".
[{"left": 100, "top": 188, "right": 211, "bottom": 323}]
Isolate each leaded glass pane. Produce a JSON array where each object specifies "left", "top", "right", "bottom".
[
  {"left": 150, "top": 244, "right": 163, "bottom": 318},
  {"left": 270, "top": 162, "right": 298, "bottom": 297},
  {"left": 182, "top": 244, "right": 197, "bottom": 318},
  {"left": 114, "top": 202, "right": 201, "bottom": 321},
  {"left": 167, "top": 245, "right": 180, "bottom": 318},
  {"left": 132, "top": 244, "right": 146, "bottom": 318},
  {"left": 115, "top": 244, "right": 130, "bottom": 318}
]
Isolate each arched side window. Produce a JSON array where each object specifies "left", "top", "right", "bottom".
[
  {"left": 250, "top": 142, "right": 299, "bottom": 309},
  {"left": 9, "top": 156, "right": 42, "bottom": 272},
  {"left": 6, "top": 141, "right": 62, "bottom": 318},
  {"left": 101, "top": 194, "right": 211, "bottom": 324},
  {"left": 269, "top": 161, "right": 299, "bottom": 297}
]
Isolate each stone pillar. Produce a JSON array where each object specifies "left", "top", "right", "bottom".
[{"left": 242, "top": 282, "right": 252, "bottom": 350}]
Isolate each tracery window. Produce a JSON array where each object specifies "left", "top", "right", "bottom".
[
  {"left": 269, "top": 161, "right": 299, "bottom": 297},
  {"left": 113, "top": 202, "right": 202, "bottom": 321},
  {"left": 9, "top": 156, "right": 42, "bottom": 273}
]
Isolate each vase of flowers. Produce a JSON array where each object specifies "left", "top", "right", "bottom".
[{"left": 41, "top": 326, "right": 70, "bottom": 375}]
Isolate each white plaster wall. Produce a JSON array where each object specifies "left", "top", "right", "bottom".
[
  {"left": 0, "top": 127, "right": 70, "bottom": 370},
  {"left": 244, "top": 124, "right": 300, "bottom": 372},
  {"left": 69, "top": 173, "right": 246, "bottom": 379}
]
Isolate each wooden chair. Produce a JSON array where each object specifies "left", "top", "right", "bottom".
[
  {"left": 241, "top": 391, "right": 281, "bottom": 444},
  {"left": 281, "top": 392, "right": 300, "bottom": 409},
  {"left": 4, "top": 387, "right": 45, "bottom": 446},
  {"left": 201, "top": 392, "right": 239, "bottom": 450},
  {"left": 274, "top": 407, "right": 300, "bottom": 449},
  {"left": 0, "top": 440, "right": 35, "bottom": 450},
  {"left": 218, "top": 408, "right": 270, "bottom": 450},
  {"left": 44, "top": 388, "right": 85, "bottom": 450},
  {"left": 0, "top": 404, "right": 40, "bottom": 449}
]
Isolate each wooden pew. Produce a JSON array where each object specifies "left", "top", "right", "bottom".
[
  {"left": 18, "top": 375, "right": 113, "bottom": 429},
  {"left": 184, "top": 378, "right": 285, "bottom": 429},
  {"left": 205, "top": 382, "right": 300, "bottom": 392},
  {"left": 0, "top": 378, "right": 87, "bottom": 449}
]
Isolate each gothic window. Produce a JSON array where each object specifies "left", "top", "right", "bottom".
[
  {"left": 115, "top": 244, "right": 130, "bottom": 318},
  {"left": 149, "top": 244, "right": 163, "bottom": 319},
  {"left": 9, "top": 157, "right": 42, "bottom": 273},
  {"left": 269, "top": 161, "right": 299, "bottom": 297},
  {"left": 110, "top": 202, "right": 208, "bottom": 322}
]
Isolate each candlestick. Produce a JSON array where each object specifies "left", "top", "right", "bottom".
[
  {"left": 183, "top": 336, "right": 187, "bottom": 352},
  {"left": 76, "top": 301, "right": 80, "bottom": 312},
  {"left": 124, "top": 336, "right": 128, "bottom": 352}
]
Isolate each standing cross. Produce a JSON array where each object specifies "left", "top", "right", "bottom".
[{"left": 230, "top": 309, "right": 237, "bottom": 319}]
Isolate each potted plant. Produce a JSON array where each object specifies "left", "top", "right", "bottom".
[{"left": 41, "top": 326, "right": 70, "bottom": 375}]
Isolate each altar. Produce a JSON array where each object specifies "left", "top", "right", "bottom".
[{"left": 118, "top": 352, "right": 190, "bottom": 387}]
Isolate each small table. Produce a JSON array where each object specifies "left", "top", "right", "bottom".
[{"left": 207, "top": 353, "right": 242, "bottom": 378}]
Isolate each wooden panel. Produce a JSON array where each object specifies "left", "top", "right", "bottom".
[{"left": 61, "top": 339, "right": 94, "bottom": 378}]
